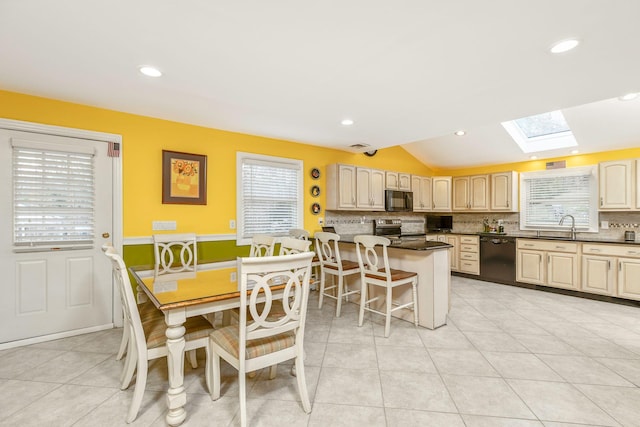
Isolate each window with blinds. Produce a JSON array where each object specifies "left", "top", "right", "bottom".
[
  {"left": 13, "top": 143, "right": 95, "bottom": 248},
  {"left": 520, "top": 166, "right": 598, "bottom": 232},
  {"left": 237, "top": 152, "right": 302, "bottom": 245}
]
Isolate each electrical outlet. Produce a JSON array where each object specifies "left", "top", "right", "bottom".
[
  {"left": 230, "top": 272, "right": 236, "bottom": 282},
  {"left": 600, "top": 220, "right": 609, "bottom": 229},
  {"left": 229, "top": 219, "right": 236, "bottom": 229},
  {"left": 318, "top": 217, "right": 324, "bottom": 225},
  {"left": 152, "top": 220, "right": 177, "bottom": 230}
]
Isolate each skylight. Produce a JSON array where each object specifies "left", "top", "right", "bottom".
[{"left": 501, "top": 110, "right": 577, "bottom": 154}]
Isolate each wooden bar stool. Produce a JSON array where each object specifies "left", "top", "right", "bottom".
[
  {"left": 354, "top": 235, "right": 418, "bottom": 337},
  {"left": 314, "top": 231, "right": 360, "bottom": 317}
]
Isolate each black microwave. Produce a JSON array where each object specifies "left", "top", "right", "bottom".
[{"left": 385, "top": 190, "right": 413, "bottom": 212}]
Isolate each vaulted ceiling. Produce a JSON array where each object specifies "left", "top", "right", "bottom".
[{"left": 1, "top": 0, "right": 639, "bottom": 168}]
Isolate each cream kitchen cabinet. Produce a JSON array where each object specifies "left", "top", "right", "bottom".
[
  {"left": 491, "top": 171, "right": 518, "bottom": 212},
  {"left": 386, "top": 171, "right": 411, "bottom": 191},
  {"left": 458, "top": 235, "right": 479, "bottom": 275},
  {"left": 326, "top": 164, "right": 357, "bottom": 210},
  {"left": 516, "top": 239, "right": 579, "bottom": 290},
  {"left": 411, "top": 175, "right": 432, "bottom": 212},
  {"left": 599, "top": 159, "right": 635, "bottom": 210},
  {"left": 582, "top": 243, "right": 640, "bottom": 300},
  {"left": 356, "top": 167, "right": 385, "bottom": 210},
  {"left": 432, "top": 176, "right": 452, "bottom": 211},
  {"left": 446, "top": 234, "right": 459, "bottom": 271},
  {"left": 452, "top": 175, "right": 489, "bottom": 211}
]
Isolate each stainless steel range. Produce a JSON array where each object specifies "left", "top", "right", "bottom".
[{"left": 373, "top": 218, "right": 425, "bottom": 244}]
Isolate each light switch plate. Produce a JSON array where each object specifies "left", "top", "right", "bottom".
[
  {"left": 152, "top": 220, "right": 177, "bottom": 231},
  {"left": 229, "top": 219, "right": 236, "bottom": 229},
  {"left": 318, "top": 217, "right": 324, "bottom": 225},
  {"left": 600, "top": 220, "right": 609, "bottom": 229}
]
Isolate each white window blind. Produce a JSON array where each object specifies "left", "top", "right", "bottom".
[
  {"left": 13, "top": 144, "right": 95, "bottom": 247},
  {"left": 520, "top": 166, "right": 598, "bottom": 232},
  {"left": 237, "top": 153, "right": 302, "bottom": 245}
]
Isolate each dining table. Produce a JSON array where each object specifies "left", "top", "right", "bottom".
[{"left": 128, "top": 259, "right": 288, "bottom": 426}]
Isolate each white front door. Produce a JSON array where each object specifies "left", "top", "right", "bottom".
[{"left": 0, "top": 128, "right": 115, "bottom": 345}]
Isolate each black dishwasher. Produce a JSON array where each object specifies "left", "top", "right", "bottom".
[{"left": 479, "top": 236, "right": 516, "bottom": 285}]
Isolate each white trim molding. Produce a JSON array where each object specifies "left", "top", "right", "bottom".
[{"left": 124, "top": 233, "right": 237, "bottom": 246}]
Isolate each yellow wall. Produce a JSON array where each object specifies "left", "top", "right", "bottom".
[
  {"left": 433, "top": 149, "right": 640, "bottom": 176},
  {"left": 0, "top": 90, "right": 433, "bottom": 236}
]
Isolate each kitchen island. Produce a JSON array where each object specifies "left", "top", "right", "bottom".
[{"left": 337, "top": 235, "right": 452, "bottom": 329}]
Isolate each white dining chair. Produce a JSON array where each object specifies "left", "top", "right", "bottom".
[
  {"left": 249, "top": 234, "right": 276, "bottom": 257},
  {"left": 103, "top": 245, "right": 214, "bottom": 423},
  {"left": 117, "top": 233, "right": 199, "bottom": 363},
  {"left": 153, "top": 233, "right": 197, "bottom": 275},
  {"left": 279, "top": 236, "right": 312, "bottom": 255},
  {"left": 315, "top": 231, "right": 361, "bottom": 317},
  {"left": 205, "top": 252, "right": 314, "bottom": 427},
  {"left": 288, "top": 228, "right": 310, "bottom": 240},
  {"left": 353, "top": 235, "right": 419, "bottom": 337}
]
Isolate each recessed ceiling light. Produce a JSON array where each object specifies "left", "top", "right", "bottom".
[
  {"left": 139, "top": 66, "right": 162, "bottom": 77},
  {"left": 618, "top": 93, "right": 638, "bottom": 101},
  {"left": 530, "top": 155, "right": 538, "bottom": 160},
  {"left": 550, "top": 39, "right": 580, "bottom": 54},
  {"left": 571, "top": 150, "right": 579, "bottom": 154},
  {"left": 454, "top": 130, "right": 466, "bottom": 136},
  {"left": 341, "top": 119, "right": 354, "bottom": 126}
]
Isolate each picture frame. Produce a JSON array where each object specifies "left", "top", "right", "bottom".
[{"left": 162, "top": 150, "right": 207, "bottom": 205}]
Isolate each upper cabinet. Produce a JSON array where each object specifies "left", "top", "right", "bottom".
[
  {"left": 451, "top": 172, "right": 516, "bottom": 212},
  {"left": 599, "top": 160, "right": 634, "bottom": 210},
  {"left": 386, "top": 172, "right": 411, "bottom": 191},
  {"left": 452, "top": 175, "right": 489, "bottom": 211},
  {"left": 326, "top": 164, "right": 357, "bottom": 210},
  {"left": 491, "top": 171, "right": 518, "bottom": 212},
  {"left": 432, "top": 176, "right": 452, "bottom": 211},
  {"left": 411, "top": 175, "right": 432, "bottom": 212},
  {"left": 356, "top": 167, "right": 385, "bottom": 210}
]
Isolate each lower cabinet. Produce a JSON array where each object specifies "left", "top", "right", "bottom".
[
  {"left": 516, "top": 239, "right": 579, "bottom": 291},
  {"left": 582, "top": 243, "right": 640, "bottom": 300},
  {"left": 444, "top": 234, "right": 478, "bottom": 275},
  {"left": 446, "top": 235, "right": 459, "bottom": 271},
  {"left": 458, "top": 235, "right": 480, "bottom": 275}
]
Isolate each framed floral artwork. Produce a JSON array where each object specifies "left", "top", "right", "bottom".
[{"left": 162, "top": 150, "right": 207, "bottom": 205}]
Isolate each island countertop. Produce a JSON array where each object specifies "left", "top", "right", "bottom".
[{"left": 336, "top": 234, "right": 452, "bottom": 251}]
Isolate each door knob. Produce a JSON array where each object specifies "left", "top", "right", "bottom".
[{"left": 102, "top": 232, "right": 110, "bottom": 238}]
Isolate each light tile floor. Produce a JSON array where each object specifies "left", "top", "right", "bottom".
[{"left": 2, "top": 276, "right": 640, "bottom": 426}]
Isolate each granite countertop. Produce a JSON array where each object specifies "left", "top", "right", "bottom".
[
  {"left": 443, "top": 231, "right": 640, "bottom": 246},
  {"left": 338, "top": 234, "right": 452, "bottom": 251}
]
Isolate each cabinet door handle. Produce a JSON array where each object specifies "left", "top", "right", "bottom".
[
  {"left": 608, "top": 260, "right": 611, "bottom": 270},
  {"left": 627, "top": 251, "right": 638, "bottom": 255},
  {"left": 524, "top": 243, "right": 534, "bottom": 247},
  {"left": 600, "top": 197, "right": 603, "bottom": 206},
  {"left": 507, "top": 200, "right": 509, "bottom": 208},
  {"left": 589, "top": 248, "right": 601, "bottom": 252},
  {"left": 555, "top": 246, "right": 566, "bottom": 250},
  {"left": 619, "top": 262, "right": 622, "bottom": 272},
  {"left": 547, "top": 255, "right": 550, "bottom": 264}
]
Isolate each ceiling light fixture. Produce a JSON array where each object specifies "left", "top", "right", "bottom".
[
  {"left": 618, "top": 93, "right": 638, "bottom": 101},
  {"left": 550, "top": 39, "right": 579, "bottom": 54},
  {"left": 530, "top": 155, "right": 538, "bottom": 160},
  {"left": 139, "top": 66, "right": 162, "bottom": 77},
  {"left": 571, "top": 150, "right": 579, "bottom": 154},
  {"left": 341, "top": 119, "right": 354, "bottom": 126},
  {"left": 454, "top": 130, "right": 466, "bottom": 136}
]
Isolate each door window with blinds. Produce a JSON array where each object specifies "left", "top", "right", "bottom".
[
  {"left": 237, "top": 152, "right": 302, "bottom": 245},
  {"left": 12, "top": 139, "right": 95, "bottom": 251},
  {"left": 520, "top": 165, "right": 598, "bottom": 232}
]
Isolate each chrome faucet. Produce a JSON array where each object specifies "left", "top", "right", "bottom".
[{"left": 559, "top": 214, "right": 576, "bottom": 240}]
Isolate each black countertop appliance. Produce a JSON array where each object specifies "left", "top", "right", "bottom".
[{"left": 479, "top": 235, "right": 516, "bottom": 285}]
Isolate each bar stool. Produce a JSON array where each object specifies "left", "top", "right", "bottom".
[
  {"left": 314, "top": 231, "right": 360, "bottom": 317},
  {"left": 354, "top": 235, "right": 418, "bottom": 337},
  {"left": 289, "top": 228, "right": 321, "bottom": 288}
]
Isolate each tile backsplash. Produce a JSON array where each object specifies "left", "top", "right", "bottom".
[{"left": 325, "top": 211, "right": 640, "bottom": 242}]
